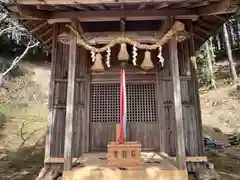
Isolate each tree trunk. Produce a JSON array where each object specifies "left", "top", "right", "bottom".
[
  {"left": 216, "top": 34, "right": 221, "bottom": 51},
  {"left": 223, "top": 22, "right": 238, "bottom": 84},
  {"left": 209, "top": 37, "right": 215, "bottom": 65},
  {"left": 205, "top": 41, "right": 216, "bottom": 88},
  {"left": 234, "top": 21, "right": 240, "bottom": 48},
  {"left": 227, "top": 22, "right": 234, "bottom": 49}
]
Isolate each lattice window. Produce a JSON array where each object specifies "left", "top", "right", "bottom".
[{"left": 91, "top": 83, "right": 156, "bottom": 122}]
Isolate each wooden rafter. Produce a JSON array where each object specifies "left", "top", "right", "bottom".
[
  {"left": 68, "top": 4, "right": 92, "bottom": 11},
  {"left": 30, "top": 21, "right": 48, "bottom": 33},
  {"left": 54, "top": 5, "right": 75, "bottom": 11},
  {"left": 98, "top": 4, "right": 108, "bottom": 10},
  {"left": 138, "top": 3, "right": 146, "bottom": 10},
  {"left": 197, "top": 0, "right": 238, "bottom": 15},
  {"left": 39, "top": 28, "right": 53, "bottom": 38},
  {"left": 197, "top": 19, "right": 214, "bottom": 29},
  {"left": 194, "top": 25, "right": 211, "bottom": 35},
  {"left": 154, "top": 2, "right": 169, "bottom": 10},
  {"left": 42, "top": 37, "right": 52, "bottom": 45},
  {"left": 190, "top": 1, "right": 209, "bottom": 8},
  {"left": 17, "top": 5, "right": 50, "bottom": 19},
  {"left": 36, "top": 5, "right": 56, "bottom": 11},
  {"left": 172, "top": 1, "right": 190, "bottom": 8},
  {"left": 193, "top": 32, "right": 207, "bottom": 41}
]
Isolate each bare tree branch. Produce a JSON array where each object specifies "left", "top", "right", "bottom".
[
  {"left": 0, "top": 25, "right": 25, "bottom": 36},
  {"left": 0, "top": 13, "right": 8, "bottom": 23}
]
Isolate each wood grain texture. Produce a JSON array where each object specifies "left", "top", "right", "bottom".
[
  {"left": 45, "top": 23, "right": 58, "bottom": 159},
  {"left": 169, "top": 34, "right": 186, "bottom": 170},
  {"left": 63, "top": 30, "right": 77, "bottom": 171}
]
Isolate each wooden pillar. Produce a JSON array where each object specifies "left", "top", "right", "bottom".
[
  {"left": 169, "top": 34, "right": 186, "bottom": 170},
  {"left": 45, "top": 23, "right": 58, "bottom": 160},
  {"left": 188, "top": 20, "right": 204, "bottom": 155},
  {"left": 63, "top": 32, "right": 77, "bottom": 171}
]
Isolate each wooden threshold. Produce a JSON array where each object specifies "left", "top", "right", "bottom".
[{"left": 45, "top": 156, "right": 207, "bottom": 164}]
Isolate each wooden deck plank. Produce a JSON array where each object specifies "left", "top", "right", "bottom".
[{"left": 45, "top": 152, "right": 208, "bottom": 164}]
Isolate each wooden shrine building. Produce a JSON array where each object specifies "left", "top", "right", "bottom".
[{"left": 5, "top": 0, "right": 240, "bottom": 180}]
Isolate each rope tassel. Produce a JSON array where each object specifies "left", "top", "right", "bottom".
[
  {"left": 140, "top": 50, "right": 154, "bottom": 70},
  {"left": 91, "top": 53, "right": 104, "bottom": 72},
  {"left": 118, "top": 43, "right": 129, "bottom": 61}
]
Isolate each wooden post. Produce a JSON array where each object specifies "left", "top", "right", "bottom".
[
  {"left": 188, "top": 20, "right": 204, "bottom": 155},
  {"left": 63, "top": 31, "right": 77, "bottom": 171},
  {"left": 45, "top": 23, "right": 58, "bottom": 160},
  {"left": 169, "top": 34, "right": 186, "bottom": 170},
  {"left": 223, "top": 22, "right": 238, "bottom": 84}
]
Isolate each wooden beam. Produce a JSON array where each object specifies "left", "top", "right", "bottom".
[
  {"left": 190, "top": 1, "right": 209, "bottom": 8},
  {"left": 76, "top": 31, "right": 168, "bottom": 44},
  {"left": 12, "top": 0, "right": 183, "bottom": 5},
  {"left": 214, "top": 15, "right": 227, "bottom": 21},
  {"left": 45, "top": 156, "right": 207, "bottom": 164},
  {"left": 169, "top": 19, "right": 186, "bottom": 170},
  {"left": 36, "top": 5, "right": 56, "bottom": 11},
  {"left": 17, "top": 5, "right": 51, "bottom": 19},
  {"left": 30, "top": 21, "right": 48, "bottom": 33},
  {"left": 63, "top": 26, "right": 77, "bottom": 171},
  {"left": 50, "top": 9, "right": 196, "bottom": 22},
  {"left": 47, "top": 14, "right": 198, "bottom": 23},
  {"left": 44, "top": 23, "right": 57, "bottom": 161},
  {"left": 197, "top": 0, "right": 238, "bottom": 15}
]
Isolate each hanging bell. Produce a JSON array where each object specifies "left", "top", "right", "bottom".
[
  {"left": 118, "top": 43, "right": 129, "bottom": 61},
  {"left": 91, "top": 53, "right": 104, "bottom": 72},
  {"left": 140, "top": 50, "right": 154, "bottom": 70}
]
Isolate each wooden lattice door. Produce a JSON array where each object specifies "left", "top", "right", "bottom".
[{"left": 90, "top": 82, "right": 159, "bottom": 151}]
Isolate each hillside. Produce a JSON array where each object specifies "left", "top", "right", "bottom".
[
  {"left": 0, "top": 61, "right": 50, "bottom": 180},
  {"left": 0, "top": 59, "right": 239, "bottom": 179}
]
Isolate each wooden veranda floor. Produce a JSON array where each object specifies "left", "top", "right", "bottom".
[{"left": 61, "top": 152, "right": 188, "bottom": 180}]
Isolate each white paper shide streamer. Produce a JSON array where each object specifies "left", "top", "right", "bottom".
[
  {"left": 91, "top": 51, "right": 96, "bottom": 62},
  {"left": 106, "top": 47, "right": 111, "bottom": 68},
  {"left": 158, "top": 46, "right": 164, "bottom": 67},
  {"left": 132, "top": 44, "right": 138, "bottom": 66}
]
